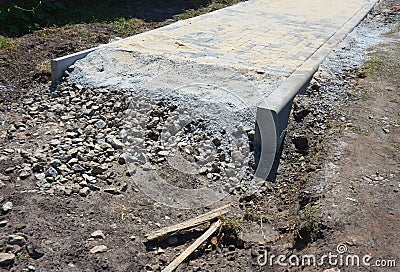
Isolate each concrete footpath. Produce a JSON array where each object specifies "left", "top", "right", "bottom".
[{"left": 57, "top": 0, "right": 379, "bottom": 178}]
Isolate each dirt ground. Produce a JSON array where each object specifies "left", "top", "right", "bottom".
[{"left": 0, "top": 0, "right": 399, "bottom": 272}]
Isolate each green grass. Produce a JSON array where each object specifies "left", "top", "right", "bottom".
[
  {"left": 364, "top": 57, "right": 384, "bottom": 75},
  {"left": 113, "top": 18, "right": 141, "bottom": 36},
  {"left": 244, "top": 209, "right": 277, "bottom": 223},
  {"left": 359, "top": 90, "right": 368, "bottom": 101},
  {"left": 2, "top": 0, "right": 247, "bottom": 37},
  {"left": 389, "top": 97, "right": 400, "bottom": 105},
  {"left": 177, "top": 0, "right": 244, "bottom": 21},
  {"left": 178, "top": 9, "right": 198, "bottom": 20},
  {"left": 301, "top": 205, "right": 318, "bottom": 234},
  {"left": 346, "top": 123, "right": 369, "bottom": 136},
  {"left": 220, "top": 216, "right": 244, "bottom": 233},
  {"left": 0, "top": 35, "right": 16, "bottom": 49},
  {"left": 213, "top": 0, "right": 243, "bottom": 4},
  {"left": 69, "top": 25, "right": 91, "bottom": 36}
]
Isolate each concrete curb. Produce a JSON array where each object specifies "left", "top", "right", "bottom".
[
  {"left": 254, "top": 0, "right": 379, "bottom": 178},
  {"left": 51, "top": 47, "right": 98, "bottom": 88}
]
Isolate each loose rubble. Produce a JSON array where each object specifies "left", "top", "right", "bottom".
[{"left": 1, "top": 79, "right": 266, "bottom": 199}]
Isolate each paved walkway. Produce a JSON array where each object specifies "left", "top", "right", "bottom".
[
  {"left": 69, "top": 0, "right": 378, "bottom": 100},
  {"left": 111, "top": 0, "right": 376, "bottom": 77},
  {"left": 66, "top": 0, "right": 378, "bottom": 178}
]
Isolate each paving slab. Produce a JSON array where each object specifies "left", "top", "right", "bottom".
[{"left": 60, "top": 0, "right": 379, "bottom": 178}]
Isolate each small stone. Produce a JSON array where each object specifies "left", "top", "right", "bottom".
[
  {"left": 87, "top": 183, "right": 101, "bottom": 191},
  {"left": 26, "top": 243, "right": 44, "bottom": 259},
  {"left": 49, "top": 159, "right": 62, "bottom": 169},
  {"left": 64, "top": 188, "right": 72, "bottom": 195},
  {"left": 120, "top": 183, "right": 128, "bottom": 192},
  {"left": 99, "top": 142, "right": 112, "bottom": 150},
  {"left": 91, "top": 230, "right": 105, "bottom": 239},
  {"left": 212, "top": 137, "right": 221, "bottom": 146},
  {"left": 49, "top": 139, "right": 61, "bottom": 146},
  {"left": 68, "top": 158, "right": 79, "bottom": 165},
  {"left": 104, "top": 188, "right": 120, "bottom": 195},
  {"left": 5, "top": 167, "right": 15, "bottom": 174},
  {"left": 32, "top": 163, "right": 44, "bottom": 173},
  {"left": 19, "top": 169, "right": 31, "bottom": 179},
  {"left": 79, "top": 187, "right": 90, "bottom": 197},
  {"left": 20, "top": 150, "right": 30, "bottom": 159},
  {"left": 2, "top": 201, "right": 13, "bottom": 213},
  {"left": 106, "top": 135, "right": 124, "bottom": 149},
  {"left": 129, "top": 235, "right": 136, "bottom": 241},
  {"left": 34, "top": 152, "right": 47, "bottom": 162},
  {"left": 211, "top": 163, "right": 220, "bottom": 173},
  {"left": 292, "top": 135, "right": 309, "bottom": 150},
  {"left": 94, "top": 120, "right": 107, "bottom": 129},
  {"left": 90, "top": 245, "right": 107, "bottom": 254},
  {"left": 0, "top": 220, "right": 8, "bottom": 227},
  {"left": 72, "top": 164, "right": 85, "bottom": 172},
  {"left": 8, "top": 234, "right": 27, "bottom": 246},
  {"left": 55, "top": 185, "right": 65, "bottom": 193},
  {"left": 0, "top": 173, "right": 10, "bottom": 181},
  {"left": 0, "top": 181, "right": 5, "bottom": 189},
  {"left": 158, "top": 151, "right": 169, "bottom": 156},
  {"left": 45, "top": 167, "right": 58, "bottom": 178},
  {"left": 0, "top": 252, "right": 15, "bottom": 266},
  {"left": 28, "top": 265, "right": 36, "bottom": 271},
  {"left": 199, "top": 167, "right": 208, "bottom": 175},
  {"left": 91, "top": 165, "right": 107, "bottom": 175},
  {"left": 35, "top": 173, "right": 46, "bottom": 181},
  {"left": 118, "top": 153, "right": 127, "bottom": 164},
  {"left": 382, "top": 128, "right": 389, "bottom": 134},
  {"left": 82, "top": 174, "right": 96, "bottom": 182},
  {"left": 323, "top": 268, "right": 340, "bottom": 272}
]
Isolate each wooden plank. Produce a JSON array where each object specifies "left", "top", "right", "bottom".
[
  {"left": 145, "top": 204, "right": 230, "bottom": 241},
  {"left": 162, "top": 219, "right": 222, "bottom": 272}
]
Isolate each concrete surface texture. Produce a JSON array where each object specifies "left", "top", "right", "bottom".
[
  {"left": 111, "top": 0, "right": 376, "bottom": 74},
  {"left": 66, "top": 0, "right": 379, "bottom": 178}
]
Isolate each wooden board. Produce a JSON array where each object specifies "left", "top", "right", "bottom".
[
  {"left": 162, "top": 219, "right": 222, "bottom": 272},
  {"left": 146, "top": 204, "right": 230, "bottom": 241}
]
